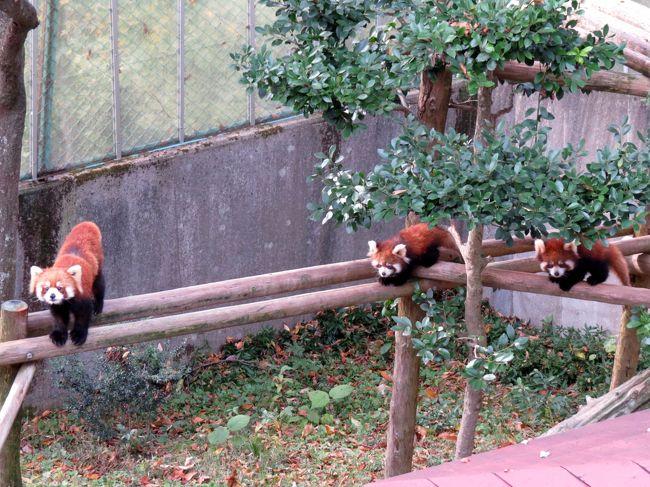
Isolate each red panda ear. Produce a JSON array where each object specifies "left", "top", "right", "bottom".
[
  {"left": 29, "top": 266, "right": 43, "bottom": 294},
  {"left": 66, "top": 265, "right": 83, "bottom": 294},
  {"left": 392, "top": 244, "right": 409, "bottom": 262},
  {"left": 534, "top": 239, "right": 545, "bottom": 256},
  {"left": 367, "top": 240, "right": 377, "bottom": 257},
  {"left": 563, "top": 241, "right": 578, "bottom": 253}
]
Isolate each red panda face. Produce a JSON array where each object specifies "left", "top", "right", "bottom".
[
  {"left": 30, "top": 266, "right": 78, "bottom": 305},
  {"left": 368, "top": 240, "right": 410, "bottom": 278},
  {"left": 534, "top": 239, "right": 577, "bottom": 279}
]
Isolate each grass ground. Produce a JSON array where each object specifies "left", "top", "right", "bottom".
[{"left": 20, "top": 298, "right": 641, "bottom": 486}]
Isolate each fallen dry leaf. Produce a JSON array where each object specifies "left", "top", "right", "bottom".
[{"left": 437, "top": 431, "right": 458, "bottom": 441}]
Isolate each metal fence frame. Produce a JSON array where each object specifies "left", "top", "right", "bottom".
[{"left": 25, "top": 0, "right": 264, "bottom": 180}]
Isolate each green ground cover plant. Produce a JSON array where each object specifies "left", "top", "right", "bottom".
[{"left": 21, "top": 296, "right": 643, "bottom": 486}]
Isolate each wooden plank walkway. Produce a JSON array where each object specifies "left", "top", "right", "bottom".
[{"left": 367, "top": 409, "right": 650, "bottom": 487}]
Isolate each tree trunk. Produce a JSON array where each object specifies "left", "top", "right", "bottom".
[
  {"left": 384, "top": 66, "right": 452, "bottom": 478},
  {"left": 610, "top": 215, "right": 649, "bottom": 390},
  {"left": 454, "top": 225, "right": 486, "bottom": 459},
  {"left": 0, "top": 4, "right": 39, "bottom": 486},
  {"left": 454, "top": 82, "right": 493, "bottom": 460},
  {"left": 0, "top": 1, "right": 38, "bottom": 299},
  {"left": 0, "top": 301, "right": 28, "bottom": 486},
  {"left": 384, "top": 289, "right": 423, "bottom": 478}
]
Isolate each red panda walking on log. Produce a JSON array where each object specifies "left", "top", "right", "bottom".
[
  {"left": 367, "top": 223, "right": 457, "bottom": 286},
  {"left": 29, "top": 221, "right": 105, "bottom": 346},
  {"left": 534, "top": 238, "right": 630, "bottom": 292}
]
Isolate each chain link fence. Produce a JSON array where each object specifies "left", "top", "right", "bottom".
[{"left": 20, "top": 0, "right": 288, "bottom": 180}]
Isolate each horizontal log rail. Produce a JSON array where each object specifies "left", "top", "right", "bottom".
[
  {"left": 480, "top": 227, "right": 634, "bottom": 258},
  {"left": 27, "top": 259, "right": 376, "bottom": 337},
  {"left": 489, "top": 234, "right": 650, "bottom": 273},
  {"left": 3, "top": 254, "right": 650, "bottom": 367},
  {"left": 415, "top": 262, "right": 650, "bottom": 307},
  {"left": 26, "top": 228, "right": 640, "bottom": 338},
  {"left": 495, "top": 62, "right": 650, "bottom": 98},
  {"left": 0, "top": 364, "right": 35, "bottom": 452},
  {"left": 0, "top": 281, "right": 439, "bottom": 367}
]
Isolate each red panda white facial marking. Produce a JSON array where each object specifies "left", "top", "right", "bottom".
[
  {"left": 367, "top": 240, "right": 407, "bottom": 278},
  {"left": 534, "top": 239, "right": 576, "bottom": 278}
]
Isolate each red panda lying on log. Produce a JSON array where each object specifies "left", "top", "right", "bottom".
[
  {"left": 30, "top": 221, "right": 105, "bottom": 346},
  {"left": 367, "top": 223, "right": 457, "bottom": 286},
  {"left": 534, "top": 238, "right": 630, "bottom": 292}
]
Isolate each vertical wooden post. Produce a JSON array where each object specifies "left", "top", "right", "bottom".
[
  {"left": 610, "top": 216, "right": 649, "bottom": 390},
  {"left": 384, "top": 62, "right": 452, "bottom": 478},
  {"left": 0, "top": 300, "right": 28, "bottom": 487},
  {"left": 385, "top": 215, "right": 425, "bottom": 478}
]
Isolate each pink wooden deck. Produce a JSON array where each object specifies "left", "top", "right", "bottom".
[{"left": 367, "top": 409, "right": 650, "bottom": 487}]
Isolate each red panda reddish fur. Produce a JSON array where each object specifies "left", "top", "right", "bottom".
[
  {"left": 30, "top": 221, "right": 105, "bottom": 346},
  {"left": 368, "top": 223, "right": 457, "bottom": 286},
  {"left": 535, "top": 238, "right": 630, "bottom": 291}
]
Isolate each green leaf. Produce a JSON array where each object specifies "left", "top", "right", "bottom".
[
  {"left": 208, "top": 426, "right": 230, "bottom": 445},
  {"left": 392, "top": 316, "right": 412, "bottom": 327},
  {"left": 329, "top": 384, "right": 354, "bottom": 400},
  {"left": 227, "top": 415, "right": 251, "bottom": 432},
  {"left": 309, "top": 390, "right": 330, "bottom": 409},
  {"left": 307, "top": 408, "right": 321, "bottom": 424}
]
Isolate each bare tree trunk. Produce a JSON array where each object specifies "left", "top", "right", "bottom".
[
  {"left": 384, "top": 64, "right": 452, "bottom": 478},
  {"left": 0, "top": 3, "right": 39, "bottom": 485},
  {"left": 610, "top": 215, "right": 649, "bottom": 390},
  {"left": 454, "top": 82, "right": 493, "bottom": 460},
  {"left": 0, "top": 1, "right": 38, "bottom": 299},
  {"left": 454, "top": 225, "right": 486, "bottom": 459}
]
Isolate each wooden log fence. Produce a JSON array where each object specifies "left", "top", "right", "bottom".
[
  {"left": 26, "top": 259, "right": 377, "bottom": 338},
  {"left": 489, "top": 234, "right": 650, "bottom": 273},
  {"left": 1, "top": 233, "right": 650, "bottom": 456},
  {"left": 0, "top": 364, "right": 35, "bottom": 453},
  {"left": 495, "top": 62, "right": 650, "bottom": 98}
]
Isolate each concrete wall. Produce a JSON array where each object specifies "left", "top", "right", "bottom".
[
  {"left": 17, "top": 113, "right": 410, "bottom": 405},
  {"left": 18, "top": 116, "right": 398, "bottom": 303},
  {"left": 485, "top": 85, "right": 650, "bottom": 332}
]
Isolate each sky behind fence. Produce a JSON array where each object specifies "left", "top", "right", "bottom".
[{"left": 21, "top": 0, "right": 286, "bottom": 179}]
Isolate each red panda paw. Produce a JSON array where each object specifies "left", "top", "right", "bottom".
[
  {"left": 49, "top": 329, "right": 68, "bottom": 347},
  {"left": 70, "top": 328, "right": 89, "bottom": 346}
]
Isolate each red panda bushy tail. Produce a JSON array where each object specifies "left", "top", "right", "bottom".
[{"left": 608, "top": 246, "right": 631, "bottom": 286}]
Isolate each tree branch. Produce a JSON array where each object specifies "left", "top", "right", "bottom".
[{"left": 0, "top": 0, "right": 39, "bottom": 30}]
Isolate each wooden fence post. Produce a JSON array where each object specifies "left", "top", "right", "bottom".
[
  {"left": 610, "top": 216, "right": 650, "bottom": 390},
  {"left": 385, "top": 215, "right": 425, "bottom": 477},
  {"left": 0, "top": 300, "right": 28, "bottom": 487},
  {"left": 384, "top": 61, "right": 453, "bottom": 478}
]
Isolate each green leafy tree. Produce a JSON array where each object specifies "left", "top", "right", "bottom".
[{"left": 234, "top": 0, "right": 650, "bottom": 472}]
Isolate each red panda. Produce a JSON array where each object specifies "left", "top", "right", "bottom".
[
  {"left": 534, "top": 238, "right": 630, "bottom": 292},
  {"left": 367, "top": 223, "right": 457, "bottom": 286},
  {"left": 29, "top": 221, "right": 105, "bottom": 346}
]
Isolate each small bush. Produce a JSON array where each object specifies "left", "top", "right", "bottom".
[{"left": 54, "top": 343, "right": 192, "bottom": 439}]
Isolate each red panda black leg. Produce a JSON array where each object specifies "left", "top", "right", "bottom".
[
  {"left": 92, "top": 270, "right": 106, "bottom": 314},
  {"left": 49, "top": 302, "right": 70, "bottom": 346},
  {"left": 70, "top": 298, "right": 94, "bottom": 346},
  {"left": 585, "top": 260, "right": 609, "bottom": 286},
  {"left": 418, "top": 245, "right": 440, "bottom": 268}
]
